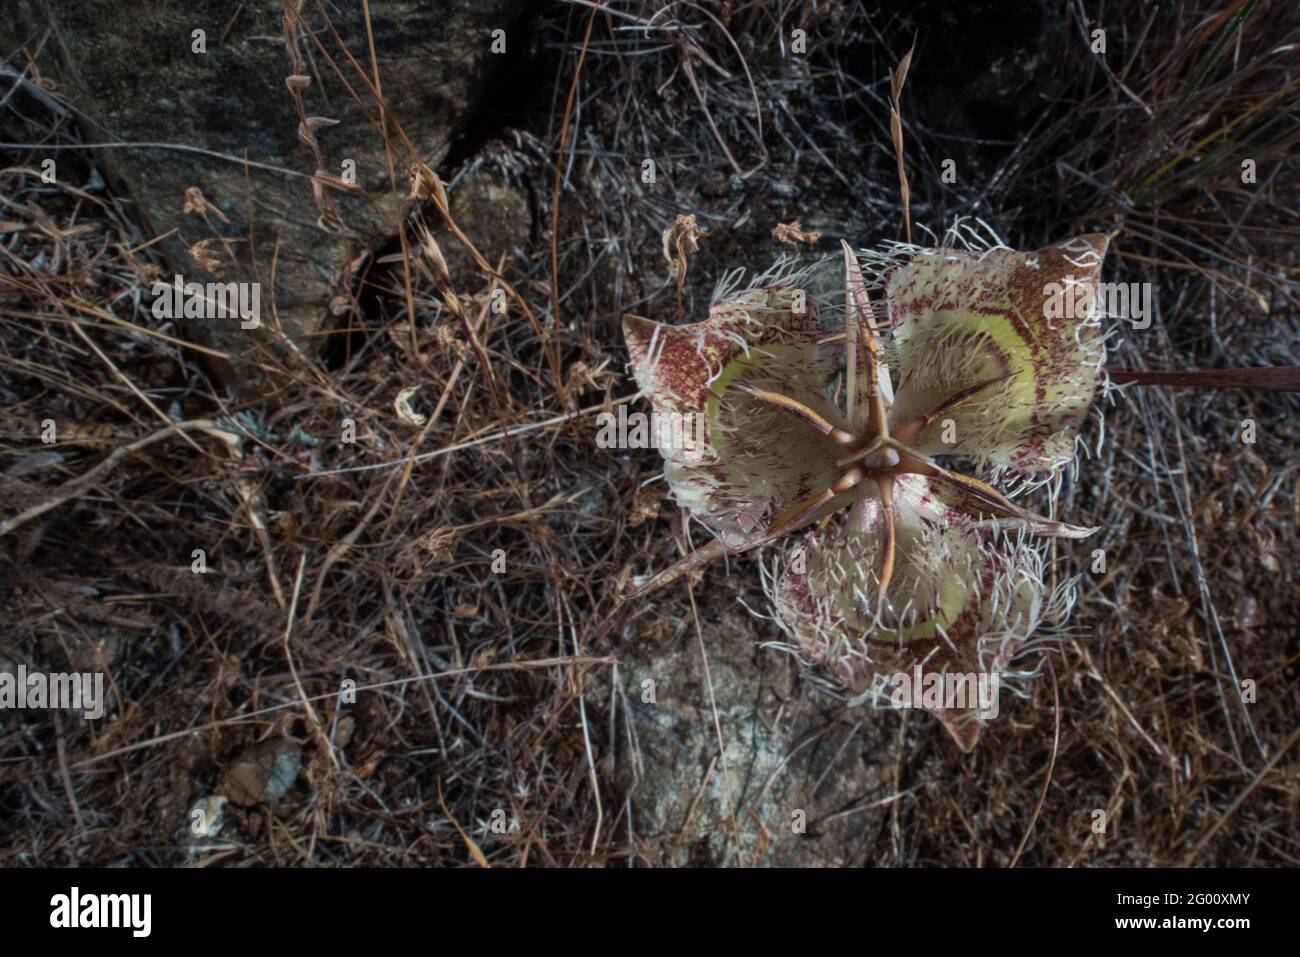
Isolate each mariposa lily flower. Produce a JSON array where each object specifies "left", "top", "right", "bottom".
[{"left": 623, "top": 232, "right": 1111, "bottom": 750}]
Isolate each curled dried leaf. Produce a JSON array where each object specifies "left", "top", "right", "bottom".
[
  {"left": 182, "top": 186, "right": 229, "bottom": 223},
  {"left": 772, "top": 220, "right": 821, "bottom": 246},
  {"left": 417, "top": 527, "right": 456, "bottom": 561},
  {"left": 394, "top": 386, "right": 427, "bottom": 426},
  {"left": 187, "top": 238, "right": 225, "bottom": 277},
  {"left": 662, "top": 213, "right": 705, "bottom": 277}
]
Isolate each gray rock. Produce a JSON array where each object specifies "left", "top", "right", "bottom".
[
  {"left": 3, "top": 0, "right": 527, "bottom": 382},
  {"left": 610, "top": 588, "right": 895, "bottom": 866}
]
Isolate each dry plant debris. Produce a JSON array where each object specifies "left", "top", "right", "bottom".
[{"left": 0, "top": 0, "right": 1297, "bottom": 868}]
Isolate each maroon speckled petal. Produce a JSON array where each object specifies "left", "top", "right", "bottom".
[
  {"left": 623, "top": 283, "right": 847, "bottom": 546},
  {"left": 773, "top": 475, "right": 1049, "bottom": 751},
  {"left": 884, "top": 234, "right": 1111, "bottom": 477}
]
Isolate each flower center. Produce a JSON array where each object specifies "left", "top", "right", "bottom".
[
  {"left": 739, "top": 369, "right": 1030, "bottom": 616},
  {"left": 860, "top": 446, "right": 900, "bottom": 470}
]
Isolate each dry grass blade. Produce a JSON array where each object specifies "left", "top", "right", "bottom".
[
  {"left": 439, "top": 782, "right": 491, "bottom": 868},
  {"left": 888, "top": 40, "right": 916, "bottom": 244}
]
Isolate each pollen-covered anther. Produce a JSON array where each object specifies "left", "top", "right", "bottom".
[{"left": 731, "top": 383, "right": 858, "bottom": 446}]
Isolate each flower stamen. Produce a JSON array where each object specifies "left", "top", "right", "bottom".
[
  {"left": 873, "top": 472, "right": 897, "bottom": 613},
  {"left": 732, "top": 383, "right": 857, "bottom": 445},
  {"left": 890, "top": 371, "right": 1016, "bottom": 445}
]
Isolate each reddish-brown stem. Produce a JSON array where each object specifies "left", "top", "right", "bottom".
[{"left": 1111, "top": 366, "right": 1300, "bottom": 391}]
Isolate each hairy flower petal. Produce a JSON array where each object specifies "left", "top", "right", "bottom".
[
  {"left": 623, "top": 283, "right": 848, "bottom": 546},
  {"left": 773, "top": 474, "right": 1052, "bottom": 750},
  {"left": 884, "top": 234, "right": 1111, "bottom": 477}
]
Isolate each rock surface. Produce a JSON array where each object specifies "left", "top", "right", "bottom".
[
  {"left": 3, "top": 0, "right": 527, "bottom": 379},
  {"left": 610, "top": 586, "right": 895, "bottom": 866}
]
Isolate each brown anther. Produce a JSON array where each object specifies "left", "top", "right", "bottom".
[
  {"left": 873, "top": 473, "right": 897, "bottom": 613},
  {"left": 733, "top": 384, "right": 857, "bottom": 445},
  {"left": 890, "top": 371, "right": 1015, "bottom": 445},
  {"left": 768, "top": 488, "right": 839, "bottom": 537}
]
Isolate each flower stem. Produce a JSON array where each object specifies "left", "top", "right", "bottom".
[{"left": 1111, "top": 366, "right": 1300, "bottom": 391}]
